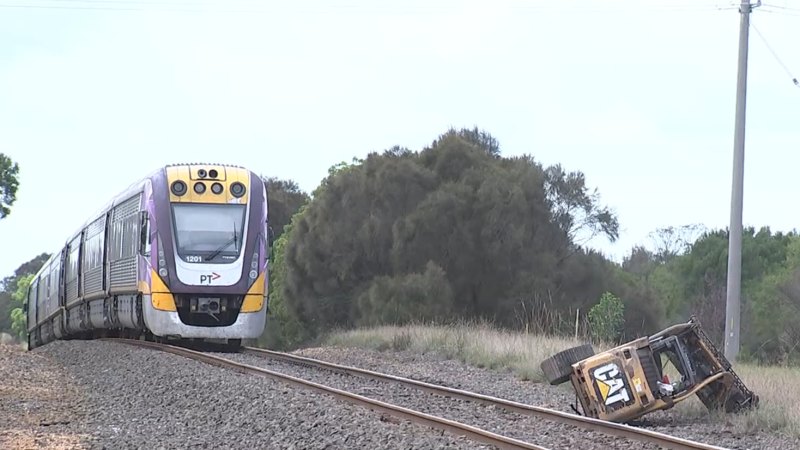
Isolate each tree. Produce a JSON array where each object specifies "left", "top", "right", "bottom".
[
  {"left": 622, "top": 246, "right": 657, "bottom": 278},
  {"left": 281, "top": 127, "right": 621, "bottom": 338},
  {"left": 0, "top": 153, "right": 20, "bottom": 219},
  {"left": 356, "top": 261, "right": 454, "bottom": 326},
  {"left": 283, "top": 149, "right": 440, "bottom": 333},
  {"left": 0, "top": 291, "right": 11, "bottom": 332},
  {"left": 431, "top": 127, "right": 500, "bottom": 157},
  {"left": 543, "top": 163, "right": 619, "bottom": 245},
  {"left": 0, "top": 252, "right": 50, "bottom": 334},
  {"left": 588, "top": 292, "right": 625, "bottom": 343},
  {"left": 647, "top": 224, "right": 706, "bottom": 263},
  {"left": 635, "top": 226, "right": 800, "bottom": 362},
  {"left": 10, "top": 274, "right": 32, "bottom": 340},
  {"left": 5, "top": 252, "right": 50, "bottom": 285},
  {"left": 257, "top": 211, "right": 311, "bottom": 350},
  {"left": 262, "top": 176, "right": 310, "bottom": 239},
  {"left": 738, "top": 234, "right": 800, "bottom": 363}
]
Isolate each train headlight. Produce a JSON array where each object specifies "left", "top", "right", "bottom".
[
  {"left": 156, "top": 236, "right": 169, "bottom": 278},
  {"left": 249, "top": 252, "right": 259, "bottom": 280},
  {"left": 194, "top": 182, "right": 206, "bottom": 194},
  {"left": 230, "top": 182, "right": 246, "bottom": 198},
  {"left": 211, "top": 182, "right": 224, "bottom": 195},
  {"left": 171, "top": 180, "right": 187, "bottom": 196}
]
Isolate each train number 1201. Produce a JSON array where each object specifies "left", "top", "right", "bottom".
[{"left": 185, "top": 255, "right": 203, "bottom": 263}]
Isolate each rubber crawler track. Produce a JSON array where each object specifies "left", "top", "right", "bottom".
[
  {"left": 105, "top": 338, "right": 549, "bottom": 450},
  {"left": 240, "top": 346, "right": 732, "bottom": 450}
]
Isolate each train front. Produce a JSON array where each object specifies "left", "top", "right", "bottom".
[{"left": 142, "top": 164, "right": 269, "bottom": 344}]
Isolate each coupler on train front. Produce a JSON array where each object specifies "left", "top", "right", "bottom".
[{"left": 540, "top": 317, "right": 759, "bottom": 424}]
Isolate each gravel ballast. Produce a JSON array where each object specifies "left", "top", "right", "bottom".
[
  {"left": 287, "top": 346, "right": 800, "bottom": 450},
  {"left": 225, "top": 350, "right": 663, "bottom": 450},
  {"left": 4, "top": 340, "right": 797, "bottom": 450},
  {"left": 4, "top": 341, "right": 494, "bottom": 449}
]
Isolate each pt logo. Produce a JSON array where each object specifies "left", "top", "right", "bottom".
[
  {"left": 592, "top": 362, "right": 631, "bottom": 407},
  {"left": 200, "top": 272, "right": 221, "bottom": 284}
]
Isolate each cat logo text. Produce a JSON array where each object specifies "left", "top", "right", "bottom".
[{"left": 592, "top": 362, "right": 632, "bottom": 407}]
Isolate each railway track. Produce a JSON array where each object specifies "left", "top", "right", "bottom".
[
  {"left": 108, "top": 339, "right": 730, "bottom": 450},
  {"left": 109, "top": 338, "right": 545, "bottom": 450},
  {"left": 239, "top": 346, "right": 731, "bottom": 450}
]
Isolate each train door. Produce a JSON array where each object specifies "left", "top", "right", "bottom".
[{"left": 25, "top": 278, "right": 39, "bottom": 344}]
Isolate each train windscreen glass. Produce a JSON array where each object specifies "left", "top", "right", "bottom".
[{"left": 171, "top": 204, "right": 246, "bottom": 263}]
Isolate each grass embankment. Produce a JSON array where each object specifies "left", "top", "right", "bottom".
[{"left": 324, "top": 323, "right": 800, "bottom": 437}]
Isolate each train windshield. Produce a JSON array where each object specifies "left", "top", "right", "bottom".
[{"left": 171, "top": 204, "right": 246, "bottom": 263}]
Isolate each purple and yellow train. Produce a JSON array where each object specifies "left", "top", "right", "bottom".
[{"left": 24, "top": 163, "right": 271, "bottom": 351}]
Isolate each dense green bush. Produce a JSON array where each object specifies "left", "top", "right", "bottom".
[{"left": 587, "top": 292, "right": 625, "bottom": 344}]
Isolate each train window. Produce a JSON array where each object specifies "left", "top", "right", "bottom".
[
  {"left": 140, "top": 211, "right": 151, "bottom": 257},
  {"left": 171, "top": 204, "right": 246, "bottom": 263}
]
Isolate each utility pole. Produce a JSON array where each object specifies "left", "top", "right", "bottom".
[{"left": 724, "top": 0, "right": 756, "bottom": 362}]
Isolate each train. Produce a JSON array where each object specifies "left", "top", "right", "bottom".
[{"left": 24, "top": 163, "right": 271, "bottom": 351}]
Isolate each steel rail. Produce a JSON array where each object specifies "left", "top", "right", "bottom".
[
  {"left": 242, "top": 346, "right": 730, "bottom": 450},
  {"left": 105, "top": 339, "right": 548, "bottom": 450}
]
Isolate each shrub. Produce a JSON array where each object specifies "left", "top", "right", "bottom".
[{"left": 588, "top": 291, "right": 625, "bottom": 344}]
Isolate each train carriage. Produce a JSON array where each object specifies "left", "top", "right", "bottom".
[{"left": 24, "top": 163, "right": 271, "bottom": 350}]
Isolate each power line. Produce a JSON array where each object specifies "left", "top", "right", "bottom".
[
  {"left": 762, "top": 2, "right": 800, "bottom": 12},
  {"left": 45, "top": 0, "right": 261, "bottom": 3},
  {"left": 759, "top": 6, "right": 800, "bottom": 16},
  {"left": 0, "top": 1, "right": 276, "bottom": 13},
  {"left": 751, "top": 19, "right": 800, "bottom": 87},
  {"left": 0, "top": 0, "right": 740, "bottom": 13}
]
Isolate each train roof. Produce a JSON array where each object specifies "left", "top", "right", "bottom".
[{"left": 28, "top": 163, "right": 257, "bottom": 282}]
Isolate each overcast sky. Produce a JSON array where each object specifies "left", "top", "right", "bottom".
[{"left": 1, "top": 0, "right": 799, "bottom": 277}]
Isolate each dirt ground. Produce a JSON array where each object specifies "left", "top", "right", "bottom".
[{"left": 0, "top": 344, "right": 88, "bottom": 449}]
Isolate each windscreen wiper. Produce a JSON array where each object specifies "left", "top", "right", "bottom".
[{"left": 205, "top": 223, "right": 239, "bottom": 261}]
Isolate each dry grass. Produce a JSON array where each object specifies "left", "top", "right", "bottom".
[
  {"left": 325, "top": 321, "right": 609, "bottom": 382},
  {"left": 324, "top": 322, "right": 800, "bottom": 436},
  {"left": 669, "top": 364, "right": 800, "bottom": 437}
]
